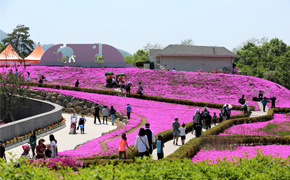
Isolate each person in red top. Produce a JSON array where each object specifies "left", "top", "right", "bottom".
[
  {"left": 36, "top": 138, "right": 46, "bottom": 158},
  {"left": 119, "top": 133, "right": 133, "bottom": 159}
]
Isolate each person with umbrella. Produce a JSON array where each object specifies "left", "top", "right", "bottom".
[
  {"left": 270, "top": 96, "right": 276, "bottom": 108},
  {"left": 238, "top": 94, "right": 245, "bottom": 105}
]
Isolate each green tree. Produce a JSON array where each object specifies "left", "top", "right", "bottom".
[
  {"left": 233, "top": 38, "right": 290, "bottom": 89},
  {"left": 2, "top": 24, "right": 35, "bottom": 61},
  {"left": 0, "top": 42, "right": 4, "bottom": 53},
  {"left": 125, "top": 49, "right": 150, "bottom": 66},
  {"left": 181, "top": 38, "right": 194, "bottom": 45},
  {"left": 0, "top": 72, "right": 30, "bottom": 123},
  {"left": 276, "top": 51, "right": 290, "bottom": 89},
  {"left": 143, "top": 43, "right": 164, "bottom": 51}
]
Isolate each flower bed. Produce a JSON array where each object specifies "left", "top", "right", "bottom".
[
  {"left": 223, "top": 114, "right": 290, "bottom": 136},
  {"left": 4, "top": 117, "right": 66, "bottom": 147},
  {"left": 27, "top": 156, "right": 83, "bottom": 170},
  {"left": 192, "top": 145, "right": 290, "bottom": 163},
  {"left": 29, "top": 87, "right": 241, "bottom": 158},
  {"left": 3, "top": 66, "right": 290, "bottom": 108}
]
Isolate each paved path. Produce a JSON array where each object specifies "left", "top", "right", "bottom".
[
  {"left": 6, "top": 113, "right": 117, "bottom": 160},
  {"left": 153, "top": 102, "right": 269, "bottom": 160}
]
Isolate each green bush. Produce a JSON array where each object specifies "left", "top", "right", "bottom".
[
  {"left": 3, "top": 153, "right": 290, "bottom": 179},
  {"left": 167, "top": 108, "right": 290, "bottom": 160}
]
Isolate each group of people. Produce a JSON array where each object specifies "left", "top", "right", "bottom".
[
  {"left": 28, "top": 132, "right": 58, "bottom": 159},
  {"left": 69, "top": 104, "right": 132, "bottom": 134},
  {"left": 118, "top": 123, "right": 165, "bottom": 160}
]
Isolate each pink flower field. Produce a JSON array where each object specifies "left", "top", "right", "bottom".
[
  {"left": 223, "top": 114, "right": 290, "bottom": 136},
  {"left": 30, "top": 87, "right": 241, "bottom": 158},
  {"left": 192, "top": 145, "right": 290, "bottom": 163},
  {"left": 2, "top": 66, "right": 290, "bottom": 108}
]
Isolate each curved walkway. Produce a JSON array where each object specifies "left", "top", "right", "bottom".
[
  {"left": 153, "top": 102, "right": 268, "bottom": 160},
  {"left": 6, "top": 113, "right": 117, "bottom": 160}
]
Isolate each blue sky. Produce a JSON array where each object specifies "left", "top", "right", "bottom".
[{"left": 0, "top": 0, "right": 289, "bottom": 54}]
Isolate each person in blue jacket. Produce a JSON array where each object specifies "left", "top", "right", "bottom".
[{"left": 261, "top": 97, "right": 269, "bottom": 112}]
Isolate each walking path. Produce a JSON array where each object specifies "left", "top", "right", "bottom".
[
  {"left": 6, "top": 113, "right": 117, "bottom": 160},
  {"left": 153, "top": 102, "right": 269, "bottom": 160}
]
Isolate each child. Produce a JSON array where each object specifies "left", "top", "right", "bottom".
[
  {"left": 0, "top": 140, "right": 6, "bottom": 162},
  {"left": 195, "top": 120, "right": 203, "bottom": 138},
  {"left": 156, "top": 135, "right": 164, "bottom": 160},
  {"left": 78, "top": 113, "right": 86, "bottom": 134},
  {"left": 219, "top": 109, "right": 223, "bottom": 123},
  {"left": 179, "top": 123, "right": 186, "bottom": 145},
  {"left": 119, "top": 133, "right": 133, "bottom": 159},
  {"left": 213, "top": 112, "right": 217, "bottom": 126},
  {"left": 45, "top": 144, "right": 52, "bottom": 158}
]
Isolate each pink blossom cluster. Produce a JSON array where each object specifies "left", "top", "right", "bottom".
[
  {"left": 30, "top": 87, "right": 240, "bottom": 157},
  {"left": 223, "top": 114, "right": 290, "bottom": 136},
  {"left": 2, "top": 66, "right": 290, "bottom": 108},
  {"left": 28, "top": 156, "right": 83, "bottom": 170},
  {"left": 192, "top": 145, "right": 290, "bottom": 163}
]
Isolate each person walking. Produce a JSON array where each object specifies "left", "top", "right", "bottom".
[
  {"left": 219, "top": 109, "right": 224, "bottom": 123},
  {"left": 156, "top": 135, "right": 164, "bottom": 160},
  {"left": 78, "top": 113, "right": 86, "bottom": 134},
  {"left": 75, "top": 79, "right": 79, "bottom": 88},
  {"left": 145, "top": 123, "right": 155, "bottom": 155},
  {"left": 172, "top": 117, "right": 180, "bottom": 145},
  {"left": 126, "top": 81, "right": 132, "bottom": 93},
  {"left": 36, "top": 139, "right": 46, "bottom": 159},
  {"left": 201, "top": 107, "right": 210, "bottom": 129},
  {"left": 133, "top": 128, "right": 150, "bottom": 158},
  {"left": 15, "top": 68, "right": 19, "bottom": 77},
  {"left": 213, "top": 112, "right": 217, "bottom": 126},
  {"left": 192, "top": 109, "right": 201, "bottom": 134},
  {"left": 49, "top": 134, "right": 58, "bottom": 158},
  {"left": 259, "top": 91, "right": 264, "bottom": 100},
  {"left": 119, "top": 133, "right": 133, "bottom": 159},
  {"left": 137, "top": 82, "right": 143, "bottom": 95},
  {"left": 243, "top": 101, "right": 249, "bottom": 117},
  {"left": 102, "top": 106, "right": 109, "bottom": 124},
  {"left": 71, "top": 112, "right": 78, "bottom": 122},
  {"left": 29, "top": 130, "right": 37, "bottom": 158},
  {"left": 94, "top": 104, "right": 101, "bottom": 124},
  {"left": 225, "top": 104, "right": 231, "bottom": 120},
  {"left": 270, "top": 97, "right": 276, "bottom": 108},
  {"left": 179, "top": 123, "right": 186, "bottom": 145},
  {"left": 0, "top": 140, "right": 6, "bottom": 162},
  {"left": 262, "top": 97, "right": 268, "bottom": 112},
  {"left": 195, "top": 120, "right": 203, "bottom": 138},
  {"left": 204, "top": 111, "right": 212, "bottom": 130},
  {"left": 238, "top": 94, "right": 245, "bottom": 105},
  {"left": 27, "top": 72, "right": 31, "bottom": 82},
  {"left": 110, "top": 106, "right": 116, "bottom": 125},
  {"left": 112, "top": 77, "right": 117, "bottom": 88},
  {"left": 223, "top": 107, "right": 228, "bottom": 121},
  {"left": 126, "top": 104, "right": 132, "bottom": 119}
]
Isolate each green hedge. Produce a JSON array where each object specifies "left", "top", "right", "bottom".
[
  {"left": 167, "top": 108, "right": 290, "bottom": 160},
  {"left": 26, "top": 82, "right": 252, "bottom": 110}
]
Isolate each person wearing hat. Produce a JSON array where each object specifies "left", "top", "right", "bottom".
[
  {"left": 172, "top": 117, "right": 180, "bottom": 145},
  {"left": 145, "top": 123, "right": 155, "bottom": 155},
  {"left": 0, "top": 140, "right": 6, "bottom": 161},
  {"left": 36, "top": 138, "right": 46, "bottom": 158}
]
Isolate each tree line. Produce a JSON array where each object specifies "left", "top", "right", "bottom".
[{"left": 233, "top": 37, "right": 290, "bottom": 90}]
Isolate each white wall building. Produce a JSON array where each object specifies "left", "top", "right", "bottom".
[{"left": 149, "top": 45, "right": 237, "bottom": 73}]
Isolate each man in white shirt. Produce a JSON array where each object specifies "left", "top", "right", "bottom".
[{"left": 145, "top": 123, "right": 155, "bottom": 155}]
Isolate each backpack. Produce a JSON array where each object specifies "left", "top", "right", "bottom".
[{"left": 242, "top": 105, "right": 247, "bottom": 110}]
